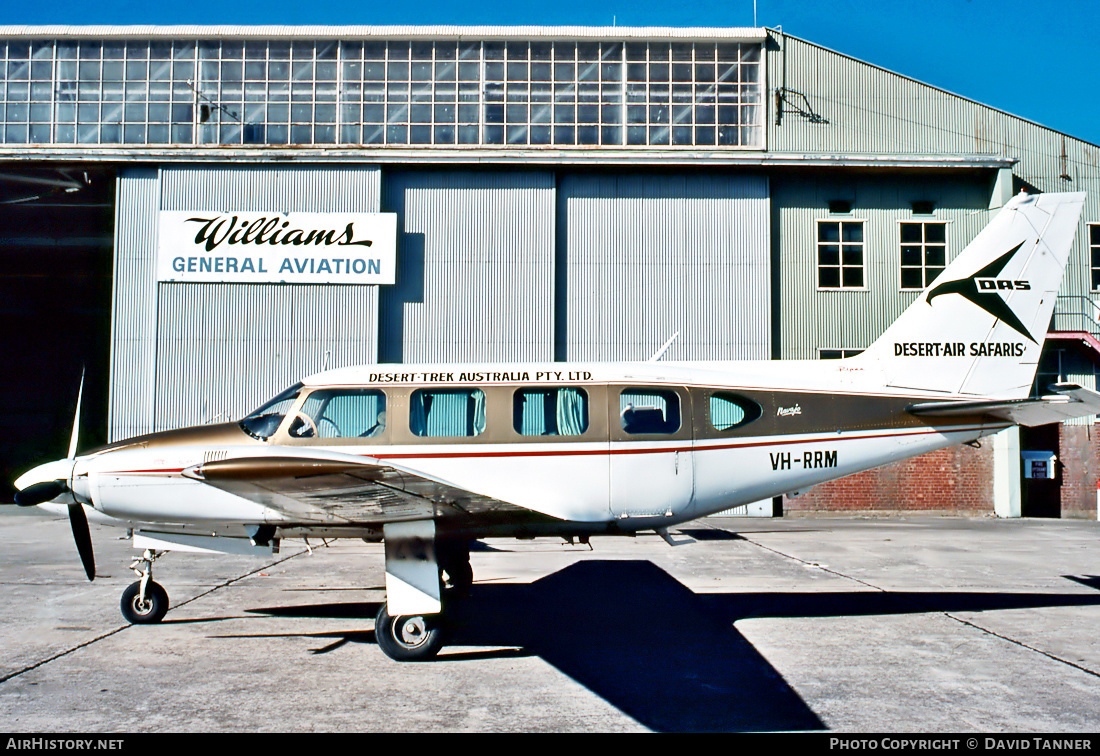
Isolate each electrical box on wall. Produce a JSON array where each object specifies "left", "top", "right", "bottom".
[{"left": 1021, "top": 451, "right": 1057, "bottom": 480}]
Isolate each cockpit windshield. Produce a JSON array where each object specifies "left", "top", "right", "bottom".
[{"left": 239, "top": 383, "right": 303, "bottom": 440}]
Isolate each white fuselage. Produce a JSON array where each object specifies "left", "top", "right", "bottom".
[{"left": 38, "top": 358, "right": 1007, "bottom": 537}]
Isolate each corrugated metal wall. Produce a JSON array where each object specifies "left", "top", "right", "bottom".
[
  {"left": 112, "top": 165, "right": 382, "bottom": 438},
  {"left": 379, "top": 171, "right": 555, "bottom": 364},
  {"left": 766, "top": 32, "right": 1100, "bottom": 318},
  {"left": 557, "top": 173, "right": 770, "bottom": 361},
  {"left": 114, "top": 166, "right": 773, "bottom": 437},
  {"left": 110, "top": 167, "right": 159, "bottom": 441},
  {"left": 772, "top": 173, "right": 991, "bottom": 360}
]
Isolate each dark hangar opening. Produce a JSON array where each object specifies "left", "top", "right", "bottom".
[{"left": 0, "top": 166, "right": 114, "bottom": 501}]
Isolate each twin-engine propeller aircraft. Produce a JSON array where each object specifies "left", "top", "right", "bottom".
[{"left": 13, "top": 191, "right": 1097, "bottom": 660}]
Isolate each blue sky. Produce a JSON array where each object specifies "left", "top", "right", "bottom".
[{"left": 4, "top": 0, "right": 1098, "bottom": 145}]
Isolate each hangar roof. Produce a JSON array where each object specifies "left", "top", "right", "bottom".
[{"left": 0, "top": 25, "right": 768, "bottom": 41}]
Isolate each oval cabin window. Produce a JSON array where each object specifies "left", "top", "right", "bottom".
[{"left": 709, "top": 392, "right": 762, "bottom": 431}]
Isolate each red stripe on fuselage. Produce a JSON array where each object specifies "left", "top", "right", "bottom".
[
  {"left": 370, "top": 424, "right": 999, "bottom": 461},
  {"left": 97, "top": 424, "right": 1002, "bottom": 474}
]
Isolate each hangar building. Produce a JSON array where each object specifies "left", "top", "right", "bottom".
[{"left": 2, "top": 25, "right": 1098, "bottom": 517}]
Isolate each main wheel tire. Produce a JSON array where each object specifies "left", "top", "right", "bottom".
[
  {"left": 120, "top": 580, "right": 169, "bottom": 624},
  {"left": 375, "top": 604, "right": 444, "bottom": 661}
]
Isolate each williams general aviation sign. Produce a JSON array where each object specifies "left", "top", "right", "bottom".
[{"left": 156, "top": 211, "right": 398, "bottom": 285}]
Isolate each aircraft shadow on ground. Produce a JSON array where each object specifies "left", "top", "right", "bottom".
[
  {"left": 237, "top": 561, "right": 1100, "bottom": 733},
  {"left": 445, "top": 560, "right": 825, "bottom": 732},
  {"left": 244, "top": 560, "right": 823, "bottom": 732}
]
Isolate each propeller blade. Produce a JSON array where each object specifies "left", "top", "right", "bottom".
[
  {"left": 14, "top": 480, "right": 67, "bottom": 506},
  {"left": 68, "top": 368, "right": 84, "bottom": 460},
  {"left": 67, "top": 503, "right": 95, "bottom": 581}
]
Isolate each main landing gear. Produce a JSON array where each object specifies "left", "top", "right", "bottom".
[
  {"left": 120, "top": 549, "right": 169, "bottom": 624},
  {"left": 374, "top": 605, "right": 445, "bottom": 661},
  {"left": 374, "top": 522, "right": 473, "bottom": 662}
]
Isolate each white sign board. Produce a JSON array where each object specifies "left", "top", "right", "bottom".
[
  {"left": 1021, "top": 451, "right": 1057, "bottom": 480},
  {"left": 156, "top": 211, "right": 397, "bottom": 285}
]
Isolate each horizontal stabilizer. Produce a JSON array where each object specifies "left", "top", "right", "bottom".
[{"left": 908, "top": 383, "right": 1100, "bottom": 427}]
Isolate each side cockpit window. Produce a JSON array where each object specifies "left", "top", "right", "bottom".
[
  {"left": 239, "top": 383, "right": 303, "bottom": 440},
  {"left": 289, "top": 389, "right": 387, "bottom": 439},
  {"left": 620, "top": 389, "right": 681, "bottom": 434},
  {"left": 709, "top": 392, "right": 762, "bottom": 431}
]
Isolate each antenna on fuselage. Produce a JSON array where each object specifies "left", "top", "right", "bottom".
[{"left": 648, "top": 332, "right": 680, "bottom": 362}]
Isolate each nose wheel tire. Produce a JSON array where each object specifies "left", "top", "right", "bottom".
[
  {"left": 121, "top": 580, "right": 169, "bottom": 624},
  {"left": 375, "top": 604, "right": 444, "bottom": 661}
]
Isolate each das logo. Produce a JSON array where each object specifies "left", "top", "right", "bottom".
[{"left": 926, "top": 241, "right": 1036, "bottom": 342}]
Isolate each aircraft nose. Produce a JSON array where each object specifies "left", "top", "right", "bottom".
[{"left": 13, "top": 458, "right": 76, "bottom": 506}]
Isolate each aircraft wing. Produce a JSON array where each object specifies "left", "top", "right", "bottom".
[
  {"left": 907, "top": 383, "right": 1100, "bottom": 427},
  {"left": 184, "top": 451, "right": 533, "bottom": 526}
]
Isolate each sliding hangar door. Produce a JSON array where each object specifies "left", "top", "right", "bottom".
[
  {"left": 110, "top": 165, "right": 770, "bottom": 441},
  {"left": 0, "top": 167, "right": 115, "bottom": 498}
]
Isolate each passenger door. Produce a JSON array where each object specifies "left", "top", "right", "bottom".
[{"left": 608, "top": 385, "right": 694, "bottom": 519}]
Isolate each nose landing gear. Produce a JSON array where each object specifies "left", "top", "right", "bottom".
[{"left": 121, "top": 549, "right": 169, "bottom": 624}]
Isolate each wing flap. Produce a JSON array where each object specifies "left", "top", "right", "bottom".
[
  {"left": 188, "top": 453, "right": 530, "bottom": 525},
  {"left": 908, "top": 383, "right": 1100, "bottom": 427}
]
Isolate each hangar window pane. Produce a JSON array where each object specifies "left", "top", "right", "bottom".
[
  {"left": 0, "top": 35, "right": 763, "bottom": 149},
  {"left": 1091, "top": 224, "right": 1100, "bottom": 290},
  {"left": 899, "top": 221, "right": 948, "bottom": 290},
  {"left": 818, "top": 220, "right": 864, "bottom": 289},
  {"left": 820, "top": 349, "right": 864, "bottom": 359},
  {"left": 410, "top": 389, "right": 487, "bottom": 438},
  {"left": 620, "top": 389, "right": 681, "bottom": 435},
  {"left": 514, "top": 388, "right": 589, "bottom": 436}
]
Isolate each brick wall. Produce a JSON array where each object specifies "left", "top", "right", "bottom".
[
  {"left": 1058, "top": 424, "right": 1100, "bottom": 519},
  {"left": 783, "top": 444, "right": 994, "bottom": 514}
]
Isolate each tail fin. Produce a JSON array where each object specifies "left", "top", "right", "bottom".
[{"left": 856, "top": 191, "right": 1085, "bottom": 398}]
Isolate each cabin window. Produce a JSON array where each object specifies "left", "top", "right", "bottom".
[
  {"left": 239, "top": 383, "right": 303, "bottom": 440},
  {"left": 289, "top": 389, "right": 387, "bottom": 439},
  {"left": 709, "top": 392, "right": 762, "bottom": 431},
  {"left": 620, "top": 389, "right": 681, "bottom": 434},
  {"left": 410, "top": 388, "right": 487, "bottom": 437},
  {"left": 513, "top": 387, "right": 589, "bottom": 436}
]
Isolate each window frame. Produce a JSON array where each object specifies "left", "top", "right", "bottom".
[
  {"left": 1089, "top": 223, "right": 1100, "bottom": 291},
  {"left": 408, "top": 386, "right": 488, "bottom": 438},
  {"left": 512, "top": 386, "right": 590, "bottom": 437},
  {"left": 815, "top": 217, "right": 867, "bottom": 290},
  {"left": 0, "top": 38, "right": 764, "bottom": 149},
  {"left": 283, "top": 387, "right": 389, "bottom": 443},
  {"left": 818, "top": 348, "right": 864, "bottom": 360},
  {"left": 239, "top": 382, "right": 303, "bottom": 441},
  {"left": 615, "top": 386, "right": 687, "bottom": 438},
  {"left": 898, "top": 219, "right": 949, "bottom": 291},
  {"left": 707, "top": 391, "right": 762, "bottom": 432}
]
